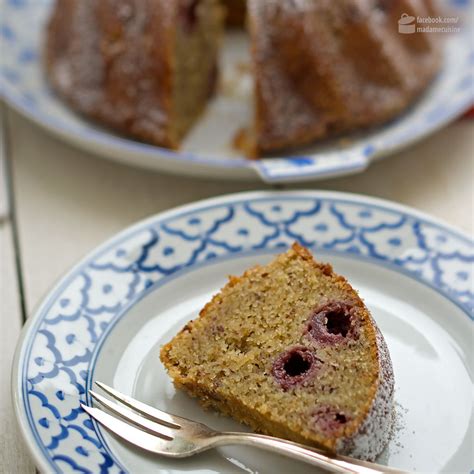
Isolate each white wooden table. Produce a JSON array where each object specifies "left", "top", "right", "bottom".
[{"left": 1, "top": 104, "right": 473, "bottom": 472}]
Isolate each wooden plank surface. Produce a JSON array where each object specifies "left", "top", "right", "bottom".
[
  {"left": 0, "top": 104, "right": 35, "bottom": 473},
  {"left": 0, "top": 137, "right": 8, "bottom": 221},
  {"left": 0, "top": 224, "right": 35, "bottom": 474}
]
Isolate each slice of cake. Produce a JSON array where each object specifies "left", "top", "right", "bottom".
[
  {"left": 161, "top": 243, "right": 394, "bottom": 460},
  {"left": 45, "top": 0, "right": 224, "bottom": 149}
]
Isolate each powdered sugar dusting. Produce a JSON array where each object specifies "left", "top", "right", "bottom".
[
  {"left": 50, "top": 0, "right": 105, "bottom": 113},
  {"left": 335, "top": 317, "right": 395, "bottom": 461},
  {"left": 247, "top": 0, "right": 327, "bottom": 149},
  {"left": 246, "top": 0, "right": 441, "bottom": 153},
  {"left": 46, "top": 0, "right": 195, "bottom": 146}
]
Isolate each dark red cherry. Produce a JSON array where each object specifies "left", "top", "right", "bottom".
[
  {"left": 272, "top": 346, "right": 320, "bottom": 390},
  {"left": 312, "top": 405, "right": 350, "bottom": 435},
  {"left": 307, "top": 302, "right": 356, "bottom": 344}
]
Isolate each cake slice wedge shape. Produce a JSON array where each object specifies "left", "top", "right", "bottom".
[{"left": 160, "top": 243, "right": 394, "bottom": 460}]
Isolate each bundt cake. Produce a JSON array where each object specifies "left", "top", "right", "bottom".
[
  {"left": 241, "top": 0, "right": 442, "bottom": 156},
  {"left": 160, "top": 243, "right": 394, "bottom": 461},
  {"left": 45, "top": 0, "right": 441, "bottom": 156},
  {"left": 45, "top": 0, "right": 224, "bottom": 149}
]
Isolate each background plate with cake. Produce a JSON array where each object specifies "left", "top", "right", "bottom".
[{"left": 1, "top": 0, "right": 473, "bottom": 182}]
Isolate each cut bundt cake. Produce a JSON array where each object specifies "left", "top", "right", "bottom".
[
  {"left": 240, "top": 0, "right": 442, "bottom": 156},
  {"left": 45, "top": 0, "right": 224, "bottom": 149},
  {"left": 161, "top": 243, "right": 394, "bottom": 460},
  {"left": 45, "top": 0, "right": 441, "bottom": 155}
]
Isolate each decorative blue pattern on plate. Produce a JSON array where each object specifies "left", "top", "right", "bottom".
[
  {"left": 12, "top": 192, "right": 473, "bottom": 473},
  {"left": 1, "top": 0, "right": 473, "bottom": 182}
]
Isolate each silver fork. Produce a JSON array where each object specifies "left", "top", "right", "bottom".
[{"left": 81, "top": 382, "right": 407, "bottom": 474}]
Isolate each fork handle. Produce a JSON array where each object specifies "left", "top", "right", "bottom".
[{"left": 210, "top": 432, "right": 407, "bottom": 474}]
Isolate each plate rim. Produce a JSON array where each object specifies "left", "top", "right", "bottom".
[
  {"left": 2, "top": 70, "right": 472, "bottom": 183},
  {"left": 11, "top": 190, "right": 474, "bottom": 473}
]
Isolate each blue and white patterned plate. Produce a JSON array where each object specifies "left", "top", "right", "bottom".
[
  {"left": 1, "top": 0, "right": 473, "bottom": 183},
  {"left": 12, "top": 191, "right": 473, "bottom": 473}
]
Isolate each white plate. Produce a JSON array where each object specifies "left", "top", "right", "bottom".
[
  {"left": 1, "top": 0, "right": 473, "bottom": 182},
  {"left": 12, "top": 191, "right": 473, "bottom": 473}
]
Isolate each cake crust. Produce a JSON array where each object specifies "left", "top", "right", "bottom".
[
  {"left": 244, "top": 0, "right": 442, "bottom": 156},
  {"left": 161, "top": 243, "right": 394, "bottom": 460}
]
